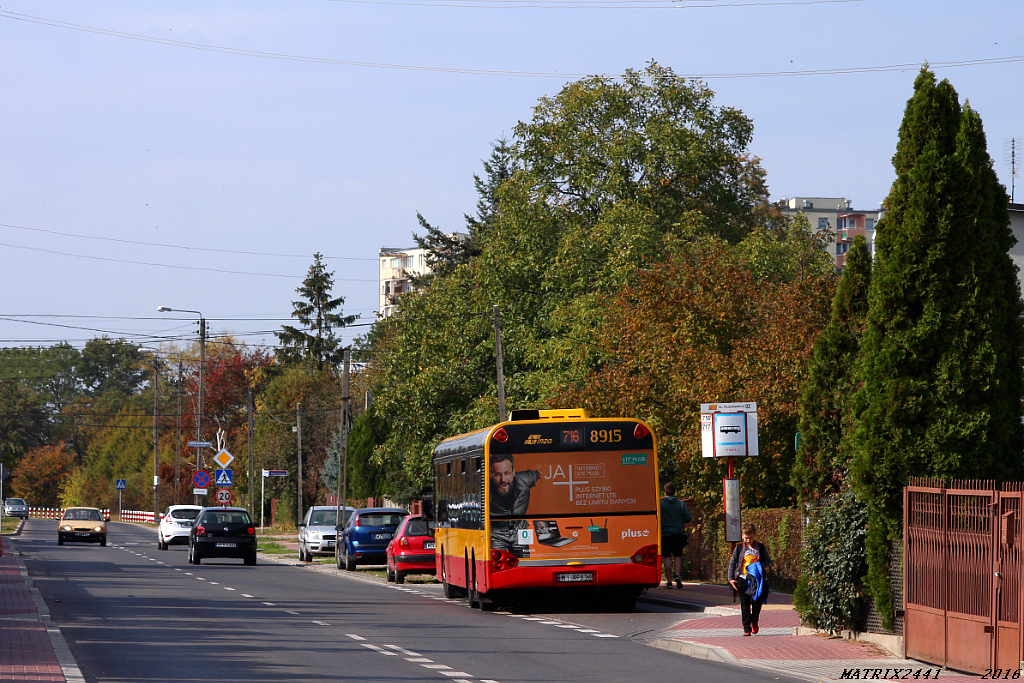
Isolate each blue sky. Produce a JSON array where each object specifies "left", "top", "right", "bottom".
[{"left": 1, "top": 0, "right": 1021, "bottom": 352}]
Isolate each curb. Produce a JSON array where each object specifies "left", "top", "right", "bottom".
[
  {"left": 649, "top": 637, "right": 737, "bottom": 662},
  {"left": 637, "top": 593, "right": 740, "bottom": 615}
]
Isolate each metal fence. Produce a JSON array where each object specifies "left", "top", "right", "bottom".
[{"left": 27, "top": 507, "right": 153, "bottom": 522}]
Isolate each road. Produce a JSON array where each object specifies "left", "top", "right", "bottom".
[{"left": 18, "top": 519, "right": 805, "bottom": 683}]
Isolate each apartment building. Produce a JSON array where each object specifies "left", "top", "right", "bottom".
[
  {"left": 777, "top": 197, "right": 884, "bottom": 268},
  {"left": 378, "top": 246, "right": 432, "bottom": 318}
]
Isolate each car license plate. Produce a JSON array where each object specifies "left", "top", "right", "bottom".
[
  {"left": 374, "top": 533, "right": 391, "bottom": 540},
  {"left": 216, "top": 543, "right": 236, "bottom": 548},
  {"left": 75, "top": 532, "right": 90, "bottom": 536},
  {"left": 556, "top": 572, "right": 594, "bottom": 583},
  {"left": 424, "top": 541, "right": 435, "bottom": 549}
]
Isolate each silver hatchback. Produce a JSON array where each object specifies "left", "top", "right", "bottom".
[
  {"left": 298, "top": 506, "right": 354, "bottom": 562},
  {"left": 3, "top": 498, "right": 29, "bottom": 519}
]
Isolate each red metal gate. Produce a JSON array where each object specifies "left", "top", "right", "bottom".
[{"left": 904, "top": 479, "right": 1023, "bottom": 674}]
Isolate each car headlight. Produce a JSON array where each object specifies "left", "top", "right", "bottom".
[
  {"left": 61, "top": 525, "right": 72, "bottom": 531},
  {"left": 94, "top": 526, "right": 104, "bottom": 532},
  {"left": 309, "top": 530, "right": 321, "bottom": 540}
]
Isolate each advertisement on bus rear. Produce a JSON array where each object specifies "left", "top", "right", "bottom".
[{"left": 488, "top": 447, "right": 658, "bottom": 561}]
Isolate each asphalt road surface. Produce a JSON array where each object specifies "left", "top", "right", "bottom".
[{"left": 18, "top": 519, "right": 805, "bottom": 683}]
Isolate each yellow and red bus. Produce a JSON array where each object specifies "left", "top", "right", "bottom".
[{"left": 432, "top": 408, "right": 661, "bottom": 609}]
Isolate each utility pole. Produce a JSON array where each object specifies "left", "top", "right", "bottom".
[
  {"left": 296, "top": 403, "right": 303, "bottom": 526},
  {"left": 198, "top": 316, "right": 206, "bottom": 469},
  {"left": 175, "top": 358, "right": 182, "bottom": 505},
  {"left": 150, "top": 355, "right": 160, "bottom": 525},
  {"left": 247, "top": 388, "right": 255, "bottom": 517},
  {"left": 494, "top": 305, "right": 507, "bottom": 422},
  {"left": 338, "top": 349, "right": 351, "bottom": 527}
]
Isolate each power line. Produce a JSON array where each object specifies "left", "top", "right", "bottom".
[
  {"left": 0, "top": 222, "right": 378, "bottom": 262},
  {"left": 0, "top": 241, "right": 377, "bottom": 281},
  {"left": 3, "top": 9, "right": 1022, "bottom": 79}
]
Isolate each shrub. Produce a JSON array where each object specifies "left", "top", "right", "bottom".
[{"left": 794, "top": 492, "right": 867, "bottom": 633}]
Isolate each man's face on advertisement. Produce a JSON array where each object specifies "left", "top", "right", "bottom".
[{"left": 490, "top": 459, "right": 514, "bottom": 496}]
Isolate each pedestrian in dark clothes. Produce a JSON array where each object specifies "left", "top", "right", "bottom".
[
  {"left": 727, "top": 522, "right": 771, "bottom": 635},
  {"left": 659, "top": 482, "right": 692, "bottom": 589}
]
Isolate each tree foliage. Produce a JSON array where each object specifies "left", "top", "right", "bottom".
[
  {"left": 553, "top": 235, "right": 835, "bottom": 515},
  {"left": 792, "top": 235, "right": 871, "bottom": 503},
  {"left": 276, "top": 253, "right": 356, "bottom": 370},
  {"left": 10, "top": 442, "right": 75, "bottom": 508},
  {"left": 848, "top": 69, "right": 1024, "bottom": 630}
]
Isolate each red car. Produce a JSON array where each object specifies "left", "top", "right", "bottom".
[{"left": 385, "top": 515, "right": 436, "bottom": 584}]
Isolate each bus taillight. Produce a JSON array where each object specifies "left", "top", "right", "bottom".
[
  {"left": 634, "top": 423, "right": 650, "bottom": 439},
  {"left": 631, "top": 544, "right": 658, "bottom": 566},
  {"left": 490, "top": 548, "right": 518, "bottom": 572},
  {"left": 493, "top": 428, "right": 509, "bottom": 443}
]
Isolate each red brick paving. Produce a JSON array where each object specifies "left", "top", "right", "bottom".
[{"left": 0, "top": 535, "right": 66, "bottom": 682}]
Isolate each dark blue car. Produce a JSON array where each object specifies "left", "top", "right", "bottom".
[{"left": 336, "top": 507, "right": 408, "bottom": 571}]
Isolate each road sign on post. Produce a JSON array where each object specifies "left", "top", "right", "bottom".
[
  {"left": 187, "top": 441, "right": 212, "bottom": 449},
  {"left": 216, "top": 488, "right": 233, "bottom": 505},
  {"left": 213, "top": 449, "right": 234, "bottom": 469},
  {"left": 699, "top": 402, "right": 759, "bottom": 458},
  {"left": 192, "top": 471, "right": 210, "bottom": 489},
  {"left": 116, "top": 479, "right": 126, "bottom": 490},
  {"left": 215, "top": 469, "right": 233, "bottom": 486}
]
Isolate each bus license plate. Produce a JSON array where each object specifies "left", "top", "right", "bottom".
[
  {"left": 374, "top": 534, "right": 391, "bottom": 540},
  {"left": 556, "top": 572, "right": 594, "bottom": 583},
  {"left": 216, "top": 543, "right": 236, "bottom": 548},
  {"left": 424, "top": 541, "right": 435, "bottom": 549}
]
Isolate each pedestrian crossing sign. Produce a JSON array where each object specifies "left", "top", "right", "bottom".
[{"left": 215, "top": 469, "right": 233, "bottom": 486}]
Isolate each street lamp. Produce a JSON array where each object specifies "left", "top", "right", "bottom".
[
  {"left": 138, "top": 347, "right": 160, "bottom": 526},
  {"left": 157, "top": 306, "right": 206, "bottom": 462}
]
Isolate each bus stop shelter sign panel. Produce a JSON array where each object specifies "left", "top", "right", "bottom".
[{"left": 700, "top": 402, "right": 759, "bottom": 457}]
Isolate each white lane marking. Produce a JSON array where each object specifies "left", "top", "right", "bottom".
[
  {"left": 196, "top": 577, "right": 206, "bottom": 581},
  {"left": 593, "top": 633, "right": 619, "bottom": 638},
  {"left": 263, "top": 602, "right": 275, "bottom": 606},
  {"left": 575, "top": 629, "right": 599, "bottom": 633},
  {"left": 452, "top": 680, "right": 476, "bottom": 683},
  {"left": 224, "top": 587, "right": 235, "bottom": 591},
  {"left": 431, "top": 597, "right": 448, "bottom": 600},
  {"left": 422, "top": 664, "right": 451, "bottom": 670},
  {"left": 361, "top": 644, "right": 398, "bottom": 655},
  {"left": 538, "top": 621, "right": 562, "bottom": 625},
  {"left": 521, "top": 617, "right": 544, "bottom": 621},
  {"left": 185, "top": 572, "right": 193, "bottom": 576},
  {"left": 346, "top": 634, "right": 365, "bottom": 641},
  {"left": 383, "top": 645, "right": 420, "bottom": 656},
  {"left": 284, "top": 610, "right": 300, "bottom": 615},
  {"left": 556, "top": 624, "right": 579, "bottom": 628},
  {"left": 208, "top": 582, "right": 219, "bottom": 585},
  {"left": 241, "top": 594, "right": 253, "bottom": 598},
  {"left": 440, "top": 673, "right": 472, "bottom": 678},
  {"left": 406, "top": 657, "right": 433, "bottom": 663},
  {"left": 174, "top": 568, "right": 182, "bottom": 571},
  {"left": 481, "top": 679, "right": 502, "bottom": 683},
  {"left": 312, "top": 621, "right": 330, "bottom": 626}
]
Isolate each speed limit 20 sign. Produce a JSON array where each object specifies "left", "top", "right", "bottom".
[{"left": 216, "top": 488, "right": 233, "bottom": 505}]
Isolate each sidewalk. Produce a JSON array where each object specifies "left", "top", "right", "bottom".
[
  {"left": 640, "top": 581, "right": 983, "bottom": 682},
  {"left": 1, "top": 529, "right": 83, "bottom": 683}
]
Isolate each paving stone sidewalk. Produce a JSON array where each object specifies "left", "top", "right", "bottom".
[
  {"left": 1, "top": 531, "right": 83, "bottom": 683},
  {"left": 644, "top": 582, "right": 984, "bottom": 683}
]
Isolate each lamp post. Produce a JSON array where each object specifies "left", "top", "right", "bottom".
[
  {"left": 139, "top": 348, "right": 160, "bottom": 525},
  {"left": 158, "top": 306, "right": 206, "bottom": 505}
]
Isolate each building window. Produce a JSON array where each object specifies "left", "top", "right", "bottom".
[{"left": 866, "top": 219, "right": 874, "bottom": 230}]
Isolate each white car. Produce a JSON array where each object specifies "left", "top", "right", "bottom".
[
  {"left": 157, "top": 505, "right": 203, "bottom": 550},
  {"left": 3, "top": 498, "right": 29, "bottom": 519},
  {"left": 298, "top": 505, "right": 354, "bottom": 562}
]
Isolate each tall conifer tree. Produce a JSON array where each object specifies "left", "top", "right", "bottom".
[
  {"left": 792, "top": 234, "right": 871, "bottom": 504},
  {"left": 849, "top": 69, "right": 1024, "bottom": 629}
]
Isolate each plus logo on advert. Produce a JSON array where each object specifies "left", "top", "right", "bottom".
[{"left": 621, "top": 528, "right": 650, "bottom": 540}]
